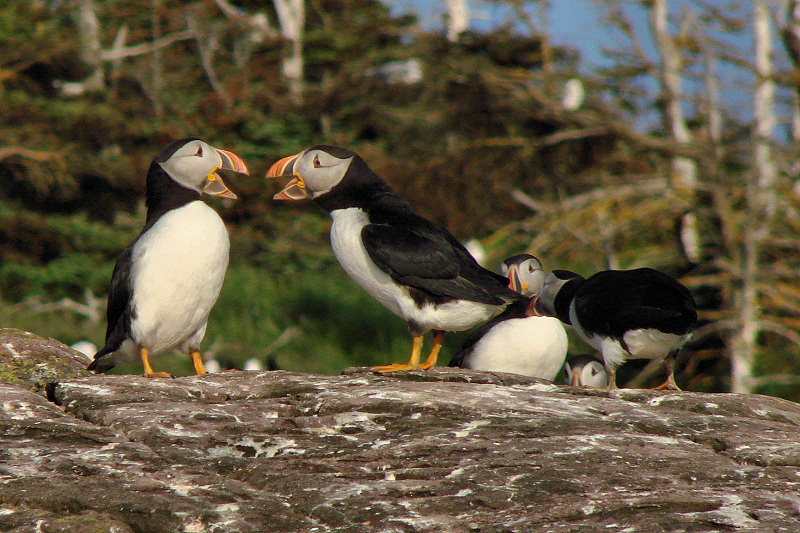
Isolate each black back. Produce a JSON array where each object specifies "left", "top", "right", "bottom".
[
  {"left": 316, "top": 149, "right": 521, "bottom": 307},
  {"left": 574, "top": 268, "right": 697, "bottom": 338},
  {"left": 88, "top": 244, "right": 135, "bottom": 371},
  {"left": 550, "top": 271, "right": 584, "bottom": 325}
]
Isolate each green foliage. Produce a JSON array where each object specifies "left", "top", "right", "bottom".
[{"left": 1, "top": 0, "right": 799, "bottom": 401}]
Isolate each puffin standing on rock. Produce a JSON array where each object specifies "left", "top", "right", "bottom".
[
  {"left": 266, "top": 145, "right": 524, "bottom": 372},
  {"left": 449, "top": 254, "right": 568, "bottom": 380},
  {"left": 530, "top": 268, "right": 696, "bottom": 390},
  {"left": 88, "top": 139, "right": 248, "bottom": 377}
]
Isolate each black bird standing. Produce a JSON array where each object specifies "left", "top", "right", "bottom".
[
  {"left": 530, "top": 268, "right": 697, "bottom": 389},
  {"left": 266, "top": 145, "right": 523, "bottom": 372},
  {"left": 88, "top": 139, "right": 248, "bottom": 377}
]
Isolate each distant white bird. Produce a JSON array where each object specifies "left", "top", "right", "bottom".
[
  {"left": 464, "top": 239, "right": 487, "bottom": 266},
  {"left": 204, "top": 359, "right": 223, "bottom": 373},
  {"left": 71, "top": 341, "right": 97, "bottom": 361},
  {"left": 366, "top": 58, "right": 423, "bottom": 84},
  {"left": 243, "top": 358, "right": 264, "bottom": 371},
  {"left": 561, "top": 78, "right": 585, "bottom": 111}
]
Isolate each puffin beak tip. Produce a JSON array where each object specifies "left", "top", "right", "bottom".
[{"left": 266, "top": 154, "right": 299, "bottom": 179}]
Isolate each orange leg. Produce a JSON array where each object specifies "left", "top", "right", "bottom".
[
  {"left": 652, "top": 351, "right": 682, "bottom": 391},
  {"left": 371, "top": 335, "right": 424, "bottom": 373},
  {"left": 140, "top": 347, "right": 173, "bottom": 378},
  {"left": 605, "top": 365, "right": 619, "bottom": 390},
  {"left": 190, "top": 349, "right": 206, "bottom": 375},
  {"left": 419, "top": 330, "right": 446, "bottom": 370}
]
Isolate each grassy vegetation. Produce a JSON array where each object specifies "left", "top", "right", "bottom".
[{"left": 1, "top": 252, "right": 471, "bottom": 377}]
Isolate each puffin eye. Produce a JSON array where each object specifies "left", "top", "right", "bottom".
[
  {"left": 313, "top": 155, "right": 322, "bottom": 168},
  {"left": 194, "top": 146, "right": 203, "bottom": 157}
]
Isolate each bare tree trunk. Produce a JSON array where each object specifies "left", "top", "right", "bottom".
[
  {"left": 274, "top": 0, "right": 305, "bottom": 102},
  {"left": 703, "top": 51, "right": 722, "bottom": 151},
  {"left": 150, "top": 0, "right": 164, "bottom": 117},
  {"left": 782, "top": 0, "right": 800, "bottom": 141},
  {"left": 731, "top": 0, "right": 777, "bottom": 394},
  {"left": 649, "top": 0, "right": 701, "bottom": 263},
  {"left": 650, "top": 0, "right": 697, "bottom": 191},
  {"left": 445, "top": 0, "right": 469, "bottom": 42},
  {"left": 754, "top": 0, "right": 777, "bottom": 211},
  {"left": 76, "top": 0, "right": 105, "bottom": 91}
]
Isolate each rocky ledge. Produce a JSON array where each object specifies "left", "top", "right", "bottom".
[{"left": 1, "top": 362, "right": 800, "bottom": 532}]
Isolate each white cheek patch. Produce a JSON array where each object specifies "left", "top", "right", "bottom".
[
  {"left": 300, "top": 155, "right": 353, "bottom": 198},
  {"left": 159, "top": 152, "right": 215, "bottom": 192}
]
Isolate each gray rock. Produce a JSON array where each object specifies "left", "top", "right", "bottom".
[
  {"left": 0, "top": 328, "right": 92, "bottom": 395},
  {"left": 1, "top": 366, "right": 800, "bottom": 532}
]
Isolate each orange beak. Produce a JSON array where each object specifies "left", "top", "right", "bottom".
[
  {"left": 266, "top": 153, "right": 309, "bottom": 201},
  {"left": 203, "top": 147, "right": 249, "bottom": 200}
]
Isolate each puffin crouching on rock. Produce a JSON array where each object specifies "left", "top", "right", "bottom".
[
  {"left": 88, "top": 139, "right": 248, "bottom": 378},
  {"left": 266, "top": 145, "right": 524, "bottom": 373},
  {"left": 564, "top": 354, "right": 608, "bottom": 388},
  {"left": 530, "top": 268, "right": 696, "bottom": 390},
  {"left": 449, "top": 254, "right": 568, "bottom": 380}
]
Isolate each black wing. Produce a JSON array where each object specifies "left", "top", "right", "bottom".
[
  {"left": 89, "top": 244, "right": 135, "bottom": 367},
  {"left": 575, "top": 268, "right": 697, "bottom": 338},
  {"left": 361, "top": 221, "right": 519, "bottom": 305},
  {"left": 449, "top": 298, "right": 530, "bottom": 368}
]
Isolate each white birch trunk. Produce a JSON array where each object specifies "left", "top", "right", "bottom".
[
  {"left": 274, "top": 0, "right": 305, "bottom": 101},
  {"left": 730, "top": 0, "right": 777, "bottom": 394},
  {"left": 754, "top": 0, "right": 777, "bottom": 203},
  {"left": 445, "top": 0, "right": 469, "bottom": 42},
  {"left": 77, "top": 0, "right": 105, "bottom": 91},
  {"left": 650, "top": 0, "right": 697, "bottom": 190},
  {"left": 785, "top": 0, "right": 800, "bottom": 141},
  {"left": 649, "top": 0, "right": 700, "bottom": 263}
]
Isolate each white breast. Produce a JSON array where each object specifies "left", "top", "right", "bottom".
[
  {"left": 569, "top": 300, "right": 689, "bottom": 367},
  {"left": 329, "top": 208, "right": 501, "bottom": 333},
  {"left": 129, "top": 201, "right": 229, "bottom": 355},
  {"left": 464, "top": 316, "right": 568, "bottom": 380}
]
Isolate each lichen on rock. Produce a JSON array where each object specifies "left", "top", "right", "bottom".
[{"left": 0, "top": 328, "right": 92, "bottom": 395}]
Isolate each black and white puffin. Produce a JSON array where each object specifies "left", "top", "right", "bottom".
[
  {"left": 266, "top": 145, "right": 524, "bottom": 372},
  {"left": 530, "top": 268, "right": 697, "bottom": 390},
  {"left": 449, "top": 254, "right": 568, "bottom": 380},
  {"left": 564, "top": 354, "right": 608, "bottom": 388},
  {"left": 88, "top": 138, "right": 249, "bottom": 377}
]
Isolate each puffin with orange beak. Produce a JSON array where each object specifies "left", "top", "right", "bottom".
[
  {"left": 88, "top": 139, "right": 248, "bottom": 377},
  {"left": 267, "top": 145, "right": 523, "bottom": 372},
  {"left": 449, "top": 254, "right": 568, "bottom": 380},
  {"left": 529, "top": 268, "right": 696, "bottom": 390}
]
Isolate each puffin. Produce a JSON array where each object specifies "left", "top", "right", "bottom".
[
  {"left": 88, "top": 138, "right": 249, "bottom": 377},
  {"left": 564, "top": 354, "right": 608, "bottom": 388},
  {"left": 449, "top": 254, "right": 568, "bottom": 380},
  {"left": 529, "top": 268, "right": 697, "bottom": 390},
  {"left": 265, "top": 145, "right": 524, "bottom": 372}
]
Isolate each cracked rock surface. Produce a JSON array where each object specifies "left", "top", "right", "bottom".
[
  {"left": 1, "top": 365, "right": 800, "bottom": 532},
  {"left": 0, "top": 328, "right": 92, "bottom": 395}
]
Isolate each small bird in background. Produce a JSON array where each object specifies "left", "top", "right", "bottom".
[
  {"left": 449, "top": 254, "right": 568, "bottom": 380},
  {"left": 564, "top": 354, "right": 608, "bottom": 388},
  {"left": 88, "top": 139, "right": 248, "bottom": 378},
  {"left": 266, "top": 145, "right": 524, "bottom": 372},
  {"left": 530, "top": 268, "right": 696, "bottom": 390}
]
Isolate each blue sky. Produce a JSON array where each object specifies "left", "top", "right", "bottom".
[{"left": 390, "top": 1, "right": 777, "bottom": 129}]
